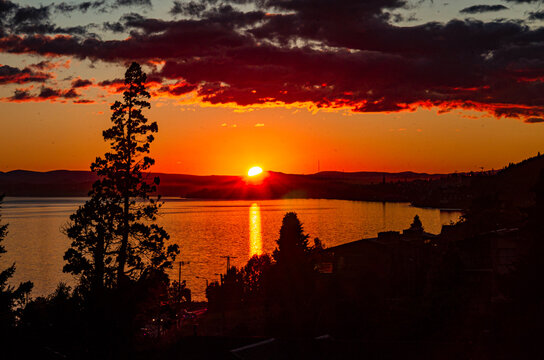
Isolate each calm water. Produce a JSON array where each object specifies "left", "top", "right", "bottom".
[{"left": 0, "top": 197, "right": 461, "bottom": 300}]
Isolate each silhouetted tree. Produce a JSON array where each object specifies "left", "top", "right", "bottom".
[
  {"left": 241, "top": 254, "right": 272, "bottom": 299},
  {"left": 0, "top": 195, "right": 33, "bottom": 335},
  {"left": 63, "top": 62, "right": 179, "bottom": 292},
  {"left": 272, "top": 212, "right": 310, "bottom": 266},
  {"left": 311, "top": 237, "right": 324, "bottom": 252},
  {"left": 271, "top": 212, "right": 318, "bottom": 335},
  {"left": 60, "top": 63, "right": 179, "bottom": 355},
  {"left": 410, "top": 214, "right": 423, "bottom": 231},
  {"left": 63, "top": 193, "right": 118, "bottom": 294},
  {"left": 18, "top": 283, "right": 82, "bottom": 355},
  {"left": 168, "top": 280, "right": 192, "bottom": 303}
]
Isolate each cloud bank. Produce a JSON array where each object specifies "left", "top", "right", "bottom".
[{"left": 1, "top": 0, "right": 544, "bottom": 121}]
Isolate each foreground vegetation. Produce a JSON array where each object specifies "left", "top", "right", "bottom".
[{"left": 2, "top": 63, "right": 182, "bottom": 358}]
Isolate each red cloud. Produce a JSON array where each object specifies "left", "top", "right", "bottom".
[
  {"left": 3, "top": 86, "right": 81, "bottom": 103},
  {"left": 0, "top": 64, "right": 52, "bottom": 84},
  {"left": 0, "top": 2, "right": 544, "bottom": 122},
  {"left": 73, "top": 99, "right": 95, "bottom": 104},
  {"left": 71, "top": 77, "right": 93, "bottom": 88},
  {"left": 154, "top": 82, "right": 197, "bottom": 97}
]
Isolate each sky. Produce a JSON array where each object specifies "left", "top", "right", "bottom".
[{"left": 1, "top": 0, "right": 544, "bottom": 175}]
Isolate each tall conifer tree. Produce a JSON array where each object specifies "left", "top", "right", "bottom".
[
  {"left": 272, "top": 212, "right": 310, "bottom": 267},
  {"left": 63, "top": 62, "right": 179, "bottom": 291}
]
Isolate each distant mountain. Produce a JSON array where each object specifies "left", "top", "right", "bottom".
[
  {"left": 2, "top": 155, "right": 543, "bottom": 211},
  {"left": 0, "top": 169, "right": 446, "bottom": 199},
  {"left": 0, "top": 170, "right": 98, "bottom": 196}
]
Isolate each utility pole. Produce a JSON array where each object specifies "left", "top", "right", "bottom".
[
  {"left": 177, "top": 261, "right": 182, "bottom": 304},
  {"left": 178, "top": 261, "right": 181, "bottom": 286},
  {"left": 176, "top": 259, "right": 189, "bottom": 303},
  {"left": 220, "top": 255, "right": 237, "bottom": 273}
]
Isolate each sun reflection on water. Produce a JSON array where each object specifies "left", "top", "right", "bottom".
[{"left": 249, "top": 203, "right": 263, "bottom": 256}]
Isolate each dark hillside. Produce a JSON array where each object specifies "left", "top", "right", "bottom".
[{"left": 1, "top": 155, "right": 543, "bottom": 212}]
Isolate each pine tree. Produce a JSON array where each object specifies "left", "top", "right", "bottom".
[
  {"left": 63, "top": 192, "right": 118, "bottom": 292},
  {"left": 63, "top": 62, "right": 179, "bottom": 292},
  {"left": 272, "top": 212, "right": 310, "bottom": 267},
  {"left": 271, "top": 212, "right": 316, "bottom": 335},
  {"left": 410, "top": 214, "right": 424, "bottom": 231},
  {"left": 0, "top": 195, "right": 33, "bottom": 334}
]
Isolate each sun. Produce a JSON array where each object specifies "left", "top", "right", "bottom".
[{"left": 248, "top": 166, "right": 263, "bottom": 177}]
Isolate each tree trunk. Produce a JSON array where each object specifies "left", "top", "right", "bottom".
[
  {"left": 117, "top": 195, "right": 129, "bottom": 286},
  {"left": 117, "top": 103, "right": 132, "bottom": 287}
]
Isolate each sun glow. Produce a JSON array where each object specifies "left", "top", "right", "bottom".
[{"left": 248, "top": 166, "right": 263, "bottom": 177}]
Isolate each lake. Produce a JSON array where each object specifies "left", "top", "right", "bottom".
[{"left": 0, "top": 197, "right": 462, "bottom": 300}]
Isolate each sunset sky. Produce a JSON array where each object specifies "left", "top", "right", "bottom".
[{"left": 2, "top": 0, "right": 544, "bottom": 175}]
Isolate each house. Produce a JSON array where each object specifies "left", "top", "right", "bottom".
[{"left": 321, "top": 228, "right": 438, "bottom": 300}]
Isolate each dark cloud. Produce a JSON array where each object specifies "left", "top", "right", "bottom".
[
  {"left": 71, "top": 78, "right": 93, "bottom": 88},
  {"left": 0, "top": 1, "right": 94, "bottom": 36},
  {"left": 0, "top": 1, "right": 17, "bottom": 13},
  {"left": 156, "top": 82, "right": 197, "bottom": 96},
  {"left": 114, "top": 0, "right": 152, "bottom": 8},
  {"left": 54, "top": 0, "right": 154, "bottom": 14},
  {"left": 102, "top": 12, "right": 173, "bottom": 34},
  {"left": 97, "top": 78, "right": 127, "bottom": 93},
  {"left": 29, "top": 60, "right": 70, "bottom": 70},
  {"left": 62, "top": 88, "right": 80, "bottom": 98},
  {"left": 460, "top": 5, "right": 508, "bottom": 14},
  {"left": 8, "top": 88, "right": 32, "bottom": 101},
  {"left": 4, "top": 85, "right": 82, "bottom": 102},
  {"left": 97, "top": 78, "right": 123, "bottom": 87},
  {"left": 54, "top": 0, "right": 147, "bottom": 15},
  {"left": 59, "top": 25, "right": 90, "bottom": 35},
  {"left": 0, "top": 64, "right": 52, "bottom": 84},
  {"left": 119, "top": 13, "right": 171, "bottom": 33},
  {"left": 103, "top": 21, "right": 125, "bottom": 33},
  {"left": 264, "top": 0, "right": 406, "bottom": 16},
  {"left": 29, "top": 60, "right": 54, "bottom": 70},
  {"left": 73, "top": 98, "right": 95, "bottom": 104},
  {"left": 529, "top": 11, "right": 544, "bottom": 20},
  {"left": 13, "top": 4, "right": 50, "bottom": 24},
  {"left": 1, "top": 0, "right": 544, "bottom": 121},
  {"left": 38, "top": 86, "right": 62, "bottom": 99},
  {"left": 14, "top": 23, "right": 90, "bottom": 35},
  {"left": 169, "top": 1, "right": 206, "bottom": 16},
  {"left": 54, "top": 1, "right": 106, "bottom": 14},
  {"left": 525, "top": 117, "right": 544, "bottom": 123}
]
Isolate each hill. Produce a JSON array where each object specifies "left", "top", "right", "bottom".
[
  {"left": 407, "top": 153, "right": 544, "bottom": 209},
  {"left": 0, "top": 169, "right": 446, "bottom": 200},
  {"left": 2, "top": 154, "right": 543, "bottom": 211}
]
